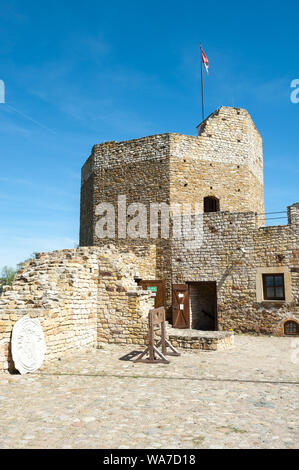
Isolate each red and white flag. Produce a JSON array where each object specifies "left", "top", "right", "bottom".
[{"left": 201, "top": 47, "right": 209, "bottom": 75}]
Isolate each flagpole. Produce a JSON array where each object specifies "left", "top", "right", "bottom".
[{"left": 200, "top": 44, "right": 205, "bottom": 121}]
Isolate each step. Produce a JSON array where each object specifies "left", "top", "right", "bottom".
[{"left": 167, "top": 328, "right": 234, "bottom": 351}]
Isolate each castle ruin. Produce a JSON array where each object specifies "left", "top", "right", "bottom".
[{"left": 0, "top": 106, "right": 298, "bottom": 372}]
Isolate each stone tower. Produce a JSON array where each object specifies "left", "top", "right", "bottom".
[{"left": 80, "top": 106, "right": 265, "bottom": 247}]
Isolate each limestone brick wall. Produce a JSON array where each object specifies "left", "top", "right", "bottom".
[
  {"left": 93, "top": 246, "right": 153, "bottom": 346},
  {"left": 288, "top": 203, "right": 299, "bottom": 225},
  {"left": 80, "top": 134, "right": 171, "bottom": 245},
  {"left": 170, "top": 107, "right": 264, "bottom": 216},
  {"left": 80, "top": 173, "right": 95, "bottom": 246},
  {"left": 80, "top": 106, "right": 265, "bottom": 252},
  {"left": 171, "top": 204, "right": 299, "bottom": 334},
  {"left": 195, "top": 107, "right": 263, "bottom": 182},
  {"left": 169, "top": 158, "right": 264, "bottom": 216},
  {"left": 0, "top": 248, "right": 98, "bottom": 371},
  {"left": 80, "top": 134, "right": 173, "bottom": 308},
  {"left": 168, "top": 330, "right": 234, "bottom": 351},
  {"left": 79, "top": 106, "right": 265, "bottom": 320},
  {"left": 0, "top": 246, "right": 152, "bottom": 372}
]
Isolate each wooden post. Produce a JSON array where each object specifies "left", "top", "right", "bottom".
[{"left": 134, "top": 307, "right": 180, "bottom": 364}]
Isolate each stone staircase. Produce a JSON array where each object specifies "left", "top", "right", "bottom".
[{"left": 163, "top": 321, "right": 234, "bottom": 351}]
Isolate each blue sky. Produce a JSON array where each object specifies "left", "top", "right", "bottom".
[{"left": 0, "top": 0, "right": 298, "bottom": 271}]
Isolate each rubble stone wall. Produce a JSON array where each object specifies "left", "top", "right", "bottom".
[
  {"left": 170, "top": 107, "right": 264, "bottom": 216},
  {"left": 171, "top": 204, "right": 299, "bottom": 334},
  {"left": 80, "top": 107, "right": 265, "bottom": 251},
  {"left": 0, "top": 247, "right": 153, "bottom": 372},
  {"left": 79, "top": 106, "right": 266, "bottom": 321}
]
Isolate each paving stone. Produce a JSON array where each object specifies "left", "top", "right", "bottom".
[{"left": 0, "top": 335, "right": 298, "bottom": 449}]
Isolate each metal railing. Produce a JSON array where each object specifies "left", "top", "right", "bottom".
[{"left": 256, "top": 211, "right": 288, "bottom": 226}]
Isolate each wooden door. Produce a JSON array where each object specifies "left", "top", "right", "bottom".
[
  {"left": 138, "top": 280, "right": 165, "bottom": 308},
  {"left": 172, "top": 284, "right": 190, "bottom": 329}
]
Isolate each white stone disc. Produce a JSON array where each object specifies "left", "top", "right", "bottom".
[{"left": 11, "top": 316, "right": 46, "bottom": 375}]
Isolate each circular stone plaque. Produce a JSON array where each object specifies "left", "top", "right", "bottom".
[{"left": 11, "top": 316, "right": 46, "bottom": 374}]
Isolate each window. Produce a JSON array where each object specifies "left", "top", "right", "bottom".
[
  {"left": 204, "top": 196, "right": 220, "bottom": 213},
  {"left": 284, "top": 320, "right": 299, "bottom": 336},
  {"left": 262, "top": 274, "right": 285, "bottom": 300}
]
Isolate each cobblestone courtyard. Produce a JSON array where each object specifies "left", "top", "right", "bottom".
[{"left": 0, "top": 335, "right": 298, "bottom": 449}]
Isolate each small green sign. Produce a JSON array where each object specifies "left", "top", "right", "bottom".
[{"left": 147, "top": 286, "right": 157, "bottom": 292}]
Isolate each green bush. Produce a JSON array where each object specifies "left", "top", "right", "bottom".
[{"left": 0, "top": 266, "right": 16, "bottom": 292}]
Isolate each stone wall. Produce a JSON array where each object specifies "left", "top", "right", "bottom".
[
  {"left": 168, "top": 330, "right": 234, "bottom": 351},
  {"left": 1, "top": 105, "right": 296, "bottom": 373},
  {"left": 80, "top": 107, "right": 265, "bottom": 250},
  {"left": 171, "top": 203, "right": 299, "bottom": 334},
  {"left": 78, "top": 106, "right": 298, "bottom": 335},
  {"left": 80, "top": 134, "right": 173, "bottom": 312},
  {"left": 0, "top": 246, "right": 153, "bottom": 372},
  {"left": 80, "top": 135, "right": 171, "bottom": 247},
  {"left": 170, "top": 107, "right": 264, "bottom": 216},
  {"left": 79, "top": 106, "right": 266, "bottom": 321}
]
